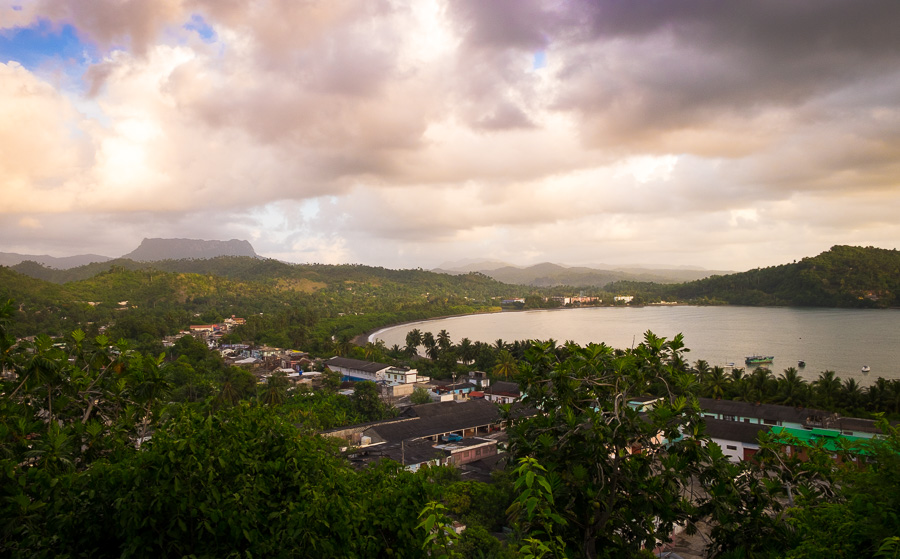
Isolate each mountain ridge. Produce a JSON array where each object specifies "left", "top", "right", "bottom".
[{"left": 121, "top": 238, "right": 258, "bottom": 261}]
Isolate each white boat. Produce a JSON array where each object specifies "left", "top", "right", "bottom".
[{"left": 861, "top": 365, "right": 871, "bottom": 373}]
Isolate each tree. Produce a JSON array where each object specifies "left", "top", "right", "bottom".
[
  {"left": 351, "top": 381, "right": 389, "bottom": 421},
  {"left": 492, "top": 349, "right": 518, "bottom": 380},
  {"left": 702, "top": 365, "right": 731, "bottom": 400},
  {"left": 457, "top": 337, "right": 475, "bottom": 366},
  {"left": 813, "top": 370, "right": 842, "bottom": 409},
  {"left": 262, "top": 371, "right": 288, "bottom": 406},
  {"left": 411, "top": 385, "right": 432, "bottom": 405},
  {"left": 776, "top": 366, "right": 808, "bottom": 407},
  {"left": 437, "top": 329, "right": 452, "bottom": 352},
  {"left": 405, "top": 328, "right": 423, "bottom": 352},
  {"left": 507, "top": 334, "right": 714, "bottom": 558}
]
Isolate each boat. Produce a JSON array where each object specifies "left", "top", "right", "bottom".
[
  {"left": 862, "top": 365, "right": 871, "bottom": 373},
  {"left": 798, "top": 360, "right": 806, "bottom": 368},
  {"left": 745, "top": 355, "right": 774, "bottom": 366}
]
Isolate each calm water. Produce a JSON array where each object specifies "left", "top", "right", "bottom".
[{"left": 371, "top": 306, "right": 900, "bottom": 386}]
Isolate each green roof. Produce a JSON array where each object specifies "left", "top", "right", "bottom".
[{"left": 770, "top": 426, "right": 868, "bottom": 453}]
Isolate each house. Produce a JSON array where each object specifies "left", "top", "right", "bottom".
[
  {"left": 697, "top": 398, "right": 836, "bottom": 430},
  {"left": 769, "top": 426, "right": 871, "bottom": 467},
  {"left": 468, "top": 371, "right": 490, "bottom": 389},
  {"left": 432, "top": 381, "right": 476, "bottom": 398},
  {"left": 627, "top": 396, "right": 664, "bottom": 412},
  {"left": 322, "top": 399, "right": 520, "bottom": 449},
  {"left": 483, "top": 381, "right": 521, "bottom": 404},
  {"left": 384, "top": 367, "right": 420, "bottom": 384},
  {"left": 326, "top": 400, "right": 519, "bottom": 472},
  {"left": 223, "top": 315, "right": 246, "bottom": 328},
  {"left": 324, "top": 356, "right": 392, "bottom": 382},
  {"left": 434, "top": 437, "right": 498, "bottom": 466},
  {"left": 704, "top": 418, "right": 772, "bottom": 462}
]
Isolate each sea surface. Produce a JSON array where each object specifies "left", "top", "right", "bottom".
[{"left": 371, "top": 306, "right": 900, "bottom": 386}]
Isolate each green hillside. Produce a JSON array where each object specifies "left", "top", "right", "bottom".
[
  {"left": 671, "top": 245, "right": 900, "bottom": 307},
  {"left": 1, "top": 259, "right": 512, "bottom": 350}
]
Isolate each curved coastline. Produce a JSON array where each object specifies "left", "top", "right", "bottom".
[
  {"left": 365, "top": 305, "right": 900, "bottom": 385},
  {"left": 357, "top": 309, "right": 504, "bottom": 346},
  {"left": 361, "top": 305, "right": 682, "bottom": 345}
]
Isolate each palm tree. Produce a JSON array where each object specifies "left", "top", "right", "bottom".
[
  {"left": 748, "top": 367, "right": 775, "bottom": 403},
  {"left": 437, "top": 330, "right": 452, "bottom": 352},
  {"left": 840, "top": 378, "right": 864, "bottom": 412},
  {"left": 867, "top": 377, "right": 890, "bottom": 412},
  {"left": 703, "top": 366, "right": 731, "bottom": 400},
  {"left": 493, "top": 349, "right": 519, "bottom": 380},
  {"left": 693, "top": 359, "right": 711, "bottom": 383},
  {"left": 262, "top": 372, "right": 288, "bottom": 406},
  {"left": 422, "top": 332, "right": 437, "bottom": 360},
  {"left": 775, "top": 367, "right": 808, "bottom": 407},
  {"left": 457, "top": 338, "right": 475, "bottom": 365},
  {"left": 332, "top": 336, "right": 352, "bottom": 357},
  {"left": 405, "top": 329, "right": 423, "bottom": 353},
  {"left": 813, "top": 370, "right": 842, "bottom": 409}
]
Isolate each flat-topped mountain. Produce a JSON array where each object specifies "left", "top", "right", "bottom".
[{"left": 122, "top": 238, "right": 258, "bottom": 262}]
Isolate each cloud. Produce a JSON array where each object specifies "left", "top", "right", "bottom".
[{"left": 1, "top": 0, "right": 899, "bottom": 271}]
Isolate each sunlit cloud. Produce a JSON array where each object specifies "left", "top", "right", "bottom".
[{"left": 1, "top": 0, "right": 899, "bottom": 270}]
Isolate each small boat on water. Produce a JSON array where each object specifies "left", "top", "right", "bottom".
[
  {"left": 745, "top": 355, "right": 774, "bottom": 366},
  {"left": 798, "top": 360, "right": 806, "bottom": 368},
  {"left": 862, "top": 365, "right": 871, "bottom": 373}
]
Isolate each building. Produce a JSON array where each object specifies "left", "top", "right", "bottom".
[
  {"left": 324, "top": 356, "right": 393, "bottom": 382},
  {"left": 704, "top": 418, "right": 772, "bottom": 462},
  {"left": 384, "top": 367, "right": 420, "bottom": 384},
  {"left": 324, "top": 399, "right": 522, "bottom": 472},
  {"left": 482, "top": 381, "right": 521, "bottom": 404}
]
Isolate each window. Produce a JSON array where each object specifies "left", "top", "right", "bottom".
[
  {"left": 762, "top": 419, "right": 777, "bottom": 425},
  {"left": 726, "top": 445, "right": 738, "bottom": 451},
  {"left": 723, "top": 415, "right": 736, "bottom": 422},
  {"left": 475, "top": 448, "right": 482, "bottom": 456}
]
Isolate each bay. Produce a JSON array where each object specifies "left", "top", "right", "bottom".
[{"left": 371, "top": 306, "right": 900, "bottom": 386}]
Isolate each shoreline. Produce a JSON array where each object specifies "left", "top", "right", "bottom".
[
  {"left": 357, "top": 304, "right": 684, "bottom": 346},
  {"left": 353, "top": 309, "right": 504, "bottom": 347}
]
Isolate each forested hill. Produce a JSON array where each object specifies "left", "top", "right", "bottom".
[
  {"left": 670, "top": 245, "right": 900, "bottom": 307},
  {"left": 0, "top": 259, "right": 512, "bottom": 345}
]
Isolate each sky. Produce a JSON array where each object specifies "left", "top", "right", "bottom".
[{"left": 2, "top": 0, "right": 899, "bottom": 272}]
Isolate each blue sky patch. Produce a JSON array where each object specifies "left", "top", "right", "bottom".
[
  {"left": 532, "top": 50, "right": 547, "bottom": 70},
  {"left": 184, "top": 14, "right": 217, "bottom": 43},
  {"left": 0, "top": 18, "right": 95, "bottom": 70}
]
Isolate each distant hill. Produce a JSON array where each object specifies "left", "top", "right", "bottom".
[
  {"left": 671, "top": 245, "right": 900, "bottom": 308},
  {"left": 0, "top": 252, "right": 111, "bottom": 269},
  {"left": 122, "top": 238, "right": 258, "bottom": 261},
  {"left": 435, "top": 261, "right": 731, "bottom": 288},
  {"left": 433, "top": 259, "right": 513, "bottom": 273}
]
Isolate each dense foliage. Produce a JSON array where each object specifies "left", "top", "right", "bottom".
[
  {"left": 670, "top": 245, "right": 900, "bottom": 307},
  {"left": 1, "top": 258, "right": 510, "bottom": 352}
]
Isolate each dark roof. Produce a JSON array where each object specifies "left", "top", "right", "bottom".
[
  {"left": 704, "top": 418, "right": 772, "bottom": 444},
  {"left": 832, "top": 416, "right": 895, "bottom": 434},
  {"left": 325, "top": 356, "right": 391, "bottom": 374},
  {"left": 486, "top": 381, "right": 521, "bottom": 395},
  {"left": 698, "top": 398, "right": 833, "bottom": 425},
  {"left": 367, "top": 399, "right": 504, "bottom": 444},
  {"left": 347, "top": 439, "right": 448, "bottom": 468}
]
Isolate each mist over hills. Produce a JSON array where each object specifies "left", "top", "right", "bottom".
[
  {"left": 434, "top": 260, "right": 734, "bottom": 288},
  {"left": 0, "top": 252, "right": 112, "bottom": 269},
  {"left": 0, "top": 238, "right": 258, "bottom": 270}
]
